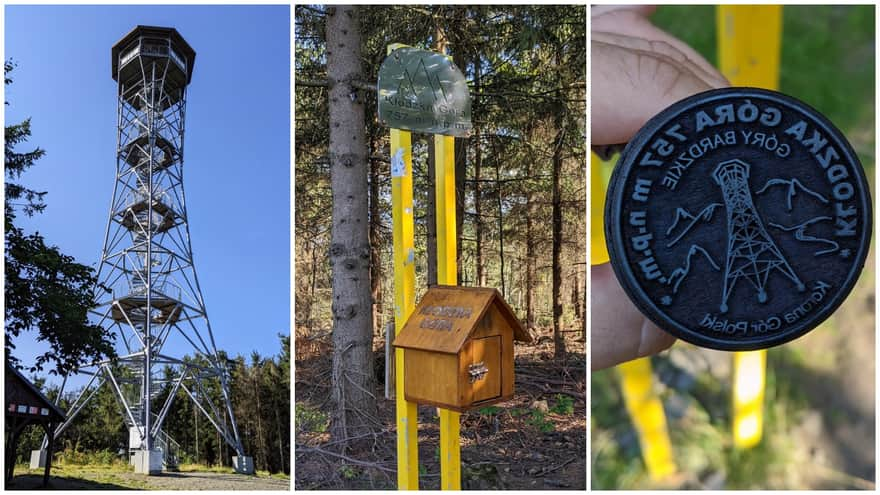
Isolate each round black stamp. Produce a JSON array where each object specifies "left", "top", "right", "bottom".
[{"left": 605, "top": 87, "right": 872, "bottom": 351}]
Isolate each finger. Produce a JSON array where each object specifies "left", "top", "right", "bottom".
[
  {"left": 591, "top": 39, "right": 718, "bottom": 145},
  {"left": 638, "top": 313, "right": 676, "bottom": 360},
  {"left": 591, "top": 5, "right": 657, "bottom": 19},
  {"left": 593, "top": 31, "right": 728, "bottom": 90},
  {"left": 592, "top": 6, "right": 726, "bottom": 84},
  {"left": 590, "top": 263, "right": 675, "bottom": 370}
]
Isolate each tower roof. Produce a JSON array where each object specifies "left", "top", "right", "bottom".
[{"left": 111, "top": 25, "right": 196, "bottom": 83}]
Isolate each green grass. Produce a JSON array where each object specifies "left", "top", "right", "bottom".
[
  {"left": 11, "top": 460, "right": 289, "bottom": 489},
  {"left": 55, "top": 449, "right": 130, "bottom": 467},
  {"left": 653, "top": 5, "right": 875, "bottom": 171},
  {"left": 176, "top": 463, "right": 289, "bottom": 479},
  {"left": 177, "top": 463, "right": 234, "bottom": 474},
  {"left": 13, "top": 463, "right": 148, "bottom": 490},
  {"left": 550, "top": 394, "right": 575, "bottom": 415},
  {"left": 295, "top": 402, "right": 329, "bottom": 433},
  {"left": 591, "top": 353, "right": 805, "bottom": 489}
]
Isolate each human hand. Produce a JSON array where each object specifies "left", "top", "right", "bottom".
[{"left": 591, "top": 5, "right": 728, "bottom": 370}]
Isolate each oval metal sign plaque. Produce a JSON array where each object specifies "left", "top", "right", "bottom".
[{"left": 378, "top": 47, "right": 472, "bottom": 137}]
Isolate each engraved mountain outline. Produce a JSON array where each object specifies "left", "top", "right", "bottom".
[
  {"left": 396, "top": 57, "right": 451, "bottom": 105},
  {"left": 665, "top": 203, "right": 723, "bottom": 247},
  {"left": 657, "top": 162, "right": 814, "bottom": 312},
  {"left": 667, "top": 244, "right": 721, "bottom": 294},
  {"left": 768, "top": 216, "right": 839, "bottom": 256},
  {"left": 755, "top": 177, "right": 829, "bottom": 211}
]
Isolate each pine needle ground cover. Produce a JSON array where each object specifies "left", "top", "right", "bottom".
[{"left": 296, "top": 333, "right": 585, "bottom": 490}]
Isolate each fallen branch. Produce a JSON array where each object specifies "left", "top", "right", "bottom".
[
  {"left": 517, "top": 378, "right": 585, "bottom": 401},
  {"left": 538, "top": 456, "right": 577, "bottom": 477},
  {"left": 295, "top": 445, "right": 396, "bottom": 473},
  {"left": 516, "top": 372, "right": 585, "bottom": 388}
]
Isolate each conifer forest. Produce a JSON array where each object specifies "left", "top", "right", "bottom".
[{"left": 295, "top": 5, "right": 587, "bottom": 489}]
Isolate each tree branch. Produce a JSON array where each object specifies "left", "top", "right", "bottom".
[{"left": 296, "top": 78, "right": 376, "bottom": 92}]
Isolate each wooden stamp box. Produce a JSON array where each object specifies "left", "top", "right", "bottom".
[{"left": 393, "top": 285, "right": 531, "bottom": 412}]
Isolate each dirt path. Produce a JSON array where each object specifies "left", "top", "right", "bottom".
[{"left": 8, "top": 469, "right": 290, "bottom": 490}]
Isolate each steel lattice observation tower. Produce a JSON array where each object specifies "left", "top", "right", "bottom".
[
  {"left": 713, "top": 159, "right": 805, "bottom": 313},
  {"left": 32, "top": 26, "right": 253, "bottom": 475}
]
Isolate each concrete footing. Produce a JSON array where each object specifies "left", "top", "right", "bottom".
[
  {"left": 132, "top": 449, "right": 163, "bottom": 475},
  {"left": 233, "top": 456, "right": 255, "bottom": 475},
  {"left": 29, "top": 449, "right": 47, "bottom": 469}
]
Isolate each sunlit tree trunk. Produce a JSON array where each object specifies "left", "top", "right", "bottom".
[
  {"left": 326, "top": 4, "right": 378, "bottom": 446},
  {"left": 551, "top": 105, "right": 566, "bottom": 358},
  {"left": 369, "top": 134, "right": 383, "bottom": 336}
]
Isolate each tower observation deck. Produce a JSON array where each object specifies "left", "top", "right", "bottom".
[{"left": 34, "top": 26, "right": 252, "bottom": 475}]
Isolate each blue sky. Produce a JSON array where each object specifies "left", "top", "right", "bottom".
[{"left": 5, "top": 5, "right": 290, "bottom": 384}]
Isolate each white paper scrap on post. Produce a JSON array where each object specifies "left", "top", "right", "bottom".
[{"left": 391, "top": 147, "right": 407, "bottom": 177}]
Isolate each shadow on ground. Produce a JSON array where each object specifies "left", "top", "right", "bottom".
[{"left": 6, "top": 474, "right": 131, "bottom": 490}]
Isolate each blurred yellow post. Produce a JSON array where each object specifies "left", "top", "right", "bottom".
[
  {"left": 389, "top": 43, "right": 420, "bottom": 490},
  {"left": 435, "top": 134, "right": 461, "bottom": 490},
  {"left": 717, "top": 6, "right": 782, "bottom": 88},
  {"left": 591, "top": 151, "right": 676, "bottom": 479},
  {"left": 589, "top": 152, "right": 611, "bottom": 265},
  {"left": 717, "top": 4, "right": 782, "bottom": 450},
  {"left": 618, "top": 358, "right": 677, "bottom": 480},
  {"left": 731, "top": 350, "right": 767, "bottom": 446}
]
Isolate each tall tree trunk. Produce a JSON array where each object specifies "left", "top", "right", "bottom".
[
  {"left": 369, "top": 134, "right": 382, "bottom": 335},
  {"left": 308, "top": 246, "right": 317, "bottom": 334},
  {"left": 273, "top": 406, "right": 287, "bottom": 473},
  {"left": 453, "top": 49, "right": 467, "bottom": 284},
  {"left": 275, "top": 406, "right": 285, "bottom": 473},
  {"left": 194, "top": 405, "right": 198, "bottom": 464},
  {"left": 326, "top": 5, "right": 378, "bottom": 446},
  {"left": 425, "top": 21, "right": 450, "bottom": 288},
  {"left": 253, "top": 365, "right": 265, "bottom": 469},
  {"left": 551, "top": 108, "right": 566, "bottom": 358},
  {"left": 496, "top": 158, "right": 506, "bottom": 297},
  {"left": 525, "top": 204, "right": 535, "bottom": 331},
  {"left": 473, "top": 56, "right": 484, "bottom": 287},
  {"left": 572, "top": 268, "right": 585, "bottom": 340},
  {"left": 525, "top": 128, "right": 535, "bottom": 331}
]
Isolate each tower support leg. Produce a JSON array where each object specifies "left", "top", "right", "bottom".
[{"left": 233, "top": 456, "right": 254, "bottom": 474}]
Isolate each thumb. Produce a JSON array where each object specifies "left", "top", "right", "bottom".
[{"left": 592, "top": 35, "right": 728, "bottom": 145}]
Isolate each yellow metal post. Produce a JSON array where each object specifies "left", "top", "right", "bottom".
[
  {"left": 389, "top": 43, "right": 420, "bottom": 490},
  {"left": 435, "top": 133, "right": 461, "bottom": 489},
  {"left": 589, "top": 152, "right": 612, "bottom": 265},
  {"left": 391, "top": 127, "right": 419, "bottom": 489},
  {"left": 717, "top": 4, "right": 782, "bottom": 449},
  {"left": 731, "top": 350, "right": 767, "bottom": 446},
  {"left": 435, "top": 135, "right": 457, "bottom": 285},
  {"left": 592, "top": 151, "right": 677, "bottom": 478},
  {"left": 717, "top": 6, "right": 782, "bottom": 89},
  {"left": 618, "top": 358, "right": 677, "bottom": 480}
]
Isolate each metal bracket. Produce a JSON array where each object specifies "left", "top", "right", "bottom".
[{"left": 468, "top": 362, "right": 489, "bottom": 383}]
